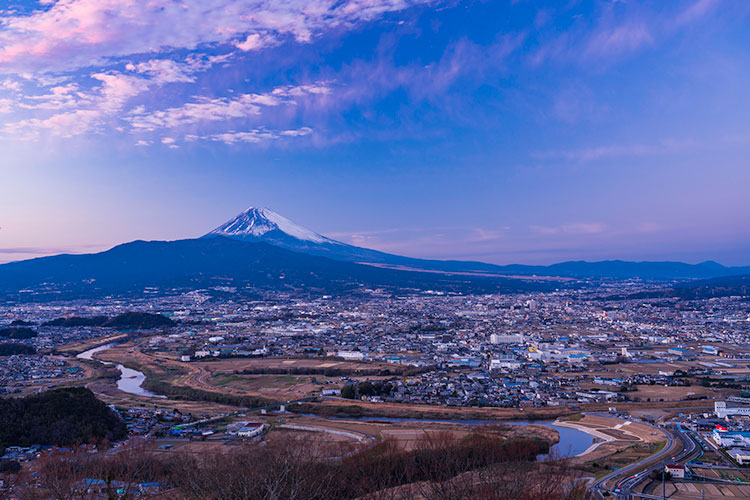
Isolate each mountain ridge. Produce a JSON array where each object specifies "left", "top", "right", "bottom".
[
  {"left": 203, "top": 208, "right": 750, "bottom": 280},
  {"left": 0, "top": 236, "right": 553, "bottom": 299},
  {"left": 1, "top": 208, "right": 748, "bottom": 300}
]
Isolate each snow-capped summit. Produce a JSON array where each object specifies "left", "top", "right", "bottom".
[
  {"left": 202, "top": 206, "right": 511, "bottom": 275},
  {"left": 205, "top": 207, "right": 339, "bottom": 245}
]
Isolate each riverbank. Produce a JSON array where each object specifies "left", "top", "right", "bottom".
[{"left": 553, "top": 419, "right": 615, "bottom": 456}]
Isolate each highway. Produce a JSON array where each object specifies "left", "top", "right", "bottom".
[
  {"left": 591, "top": 423, "right": 703, "bottom": 500},
  {"left": 590, "top": 422, "right": 679, "bottom": 500},
  {"left": 625, "top": 426, "right": 699, "bottom": 499}
]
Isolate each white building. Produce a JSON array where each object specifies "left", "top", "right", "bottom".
[
  {"left": 337, "top": 350, "right": 365, "bottom": 361},
  {"left": 490, "top": 334, "right": 524, "bottom": 344},
  {"left": 489, "top": 358, "right": 522, "bottom": 370},
  {"left": 715, "top": 401, "right": 750, "bottom": 419},
  {"left": 665, "top": 464, "right": 685, "bottom": 478},
  {"left": 728, "top": 448, "right": 750, "bottom": 465},
  {"left": 237, "top": 423, "right": 266, "bottom": 438},
  {"left": 713, "top": 428, "right": 750, "bottom": 448}
]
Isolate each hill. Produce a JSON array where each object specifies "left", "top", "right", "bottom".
[
  {"left": 44, "top": 311, "right": 173, "bottom": 329},
  {"left": 0, "top": 327, "right": 38, "bottom": 339},
  {"left": 0, "top": 387, "right": 127, "bottom": 449}
]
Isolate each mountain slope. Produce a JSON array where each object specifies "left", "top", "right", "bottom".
[
  {"left": 619, "top": 274, "right": 750, "bottom": 300},
  {"left": 204, "top": 208, "right": 750, "bottom": 280},
  {"left": 0, "top": 237, "right": 554, "bottom": 299}
]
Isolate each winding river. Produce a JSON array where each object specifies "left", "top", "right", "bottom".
[{"left": 77, "top": 343, "right": 165, "bottom": 398}]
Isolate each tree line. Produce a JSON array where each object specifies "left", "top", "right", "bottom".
[
  {"left": 1, "top": 431, "right": 590, "bottom": 500},
  {"left": 0, "top": 343, "right": 36, "bottom": 356}
]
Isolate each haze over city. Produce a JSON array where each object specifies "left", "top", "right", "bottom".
[{"left": 2, "top": 0, "right": 749, "bottom": 265}]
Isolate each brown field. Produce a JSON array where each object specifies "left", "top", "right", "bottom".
[
  {"left": 54, "top": 333, "right": 129, "bottom": 354},
  {"left": 207, "top": 373, "right": 328, "bottom": 398},
  {"left": 191, "top": 356, "right": 407, "bottom": 373},
  {"left": 579, "top": 382, "right": 733, "bottom": 402}
]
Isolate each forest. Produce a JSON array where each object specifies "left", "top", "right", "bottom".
[
  {"left": 0, "top": 387, "right": 127, "bottom": 449},
  {"left": 0, "top": 343, "right": 36, "bottom": 356},
  {"left": 0, "top": 327, "right": 38, "bottom": 339},
  {"left": 43, "top": 311, "right": 173, "bottom": 329}
]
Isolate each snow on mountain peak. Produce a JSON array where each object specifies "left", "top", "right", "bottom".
[{"left": 207, "top": 207, "right": 331, "bottom": 244}]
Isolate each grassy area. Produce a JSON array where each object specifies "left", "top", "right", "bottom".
[
  {"left": 559, "top": 413, "right": 585, "bottom": 422},
  {"left": 210, "top": 373, "right": 304, "bottom": 390}
]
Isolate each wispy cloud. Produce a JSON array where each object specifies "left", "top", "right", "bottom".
[
  {"left": 529, "top": 223, "right": 607, "bottom": 235},
  {"left": 125, "top": 60, "right": 196, "bottom": 84},
  {"left": 584, "top": 22, "right": 653, "bottom": 57},
  {"left": 676, "top": 0, "right": 720, "bottom": 25},
  {"left": 531, "top": 138, "right": 701, "bottom": 162},
  {"left": 186, "top": 126, "right": 313, "bottom": 145},
  {"left": 127, "top": 83, "right": 330, "bottom": 132},
  {"left": 3, "top": 72, "right": 150, "bottom": 138}
]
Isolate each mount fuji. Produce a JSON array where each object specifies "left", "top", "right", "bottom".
[
  {"left": 1, "top": 207, "right": 748, "bottom": 301},
  {"left": 203, "top": 207, "right": 507, "bottom": 274},
  {"left": 205, "top": 207, "right": 341, "bottom": 249},
  {"left": 204, "top": 207, "right": 750, "bottom": 280}
]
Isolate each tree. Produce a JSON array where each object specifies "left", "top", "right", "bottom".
[{"left": 341, "top": 384, "right": 356, "bottom": 399}]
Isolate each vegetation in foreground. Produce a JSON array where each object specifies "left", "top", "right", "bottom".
[{"left": 1, "top": 431, "right": 590, "bottom": 500}]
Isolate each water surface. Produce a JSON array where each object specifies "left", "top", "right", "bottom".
[{"left": 77, "top": 343, "right": 165, "bottom": 398}]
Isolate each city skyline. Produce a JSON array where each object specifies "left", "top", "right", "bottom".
[{"left": 2, "top": 0, "right": 750, "bottom": 265}]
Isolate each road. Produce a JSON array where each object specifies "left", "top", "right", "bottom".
[
  {"left": 594, "top": 424, "right": 702, "bottom": 500},
  {"left": 589, "top": 422, "right": 678, "bottom": 500}
]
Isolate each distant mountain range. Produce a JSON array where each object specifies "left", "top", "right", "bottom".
[
  {"left": 0, "top": 237, "right": 553, "bottom": 299},
  {"left": 1, "top": 206, "right": 748, "bottom": 299},
  {"left": 205, "top": 207, "right": 750, "bottom": 281}
]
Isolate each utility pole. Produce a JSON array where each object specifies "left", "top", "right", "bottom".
[{"left": 662, "top": 465, "right": 666, "bottom": 500}]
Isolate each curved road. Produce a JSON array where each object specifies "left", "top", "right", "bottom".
[{"left": 590, "top": 422, "right": 677, "bottom": 500}]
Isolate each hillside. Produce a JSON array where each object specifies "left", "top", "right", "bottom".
[{"left": 0, "top": 388, "right": 127, "bottom": 449}]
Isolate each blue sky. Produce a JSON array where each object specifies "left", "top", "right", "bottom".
[{"left": 1, "top": 0, "right": 749, "bottom": 265}]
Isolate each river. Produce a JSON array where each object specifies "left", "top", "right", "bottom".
[
  {"left": 75, "top": 346, "right": 597, "bottom": 456},
  {"left": 77, "top": 343, "right": 165, "bottom": 398}
]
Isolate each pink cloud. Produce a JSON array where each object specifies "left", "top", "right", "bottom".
[
  {"left": 235, "top": 33, "right": 277, "bottom": 52},
  {"left": 0, "top": 0, "right": 434, "bottom": 74}
]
